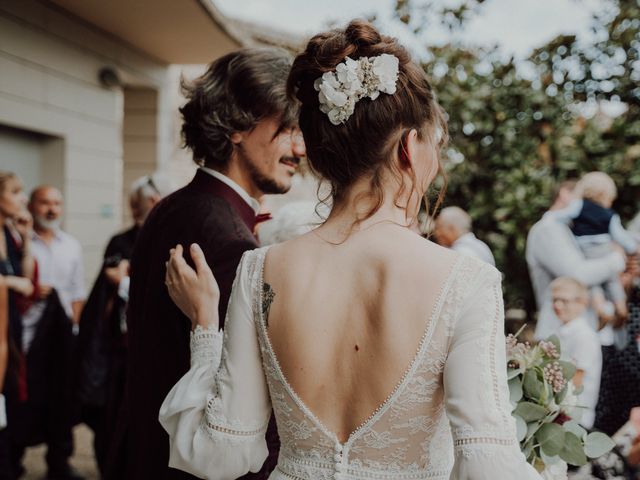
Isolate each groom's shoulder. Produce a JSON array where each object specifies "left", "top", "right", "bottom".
[{"left": 153, "top": 183, "right": 238, "bottom": 223}]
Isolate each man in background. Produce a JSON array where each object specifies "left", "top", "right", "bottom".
[
  {"left": 526, "top": 178, "right": 625, "bottom": 341},
  {"left": 434, "top": 206, "right": 496, "bottom": 266},
  {"left": 77, "top": 172, "right": 173, "bottom": 475},
  {"left": 14, "top": 185, "right": 85, "bottom": 480}
]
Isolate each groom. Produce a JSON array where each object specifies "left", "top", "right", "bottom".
[{"left": 108, "top": 48, "right": 305, "bottom": 480}]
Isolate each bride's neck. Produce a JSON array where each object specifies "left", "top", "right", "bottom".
[{"left": 321, "top": 174, "right": 421, "bottom": 238}]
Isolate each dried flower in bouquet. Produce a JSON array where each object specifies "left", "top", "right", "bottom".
[{"left": 506, "top": 331, "right": 615, "bottom": 474}]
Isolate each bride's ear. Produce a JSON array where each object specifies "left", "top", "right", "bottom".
[
  {"left": 399, "top": 128, "right": 438, "bottom": 188},
  {"left": 402, "top": 129, "right": 419, "bottom": 168}
]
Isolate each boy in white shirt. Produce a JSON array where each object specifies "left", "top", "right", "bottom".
[{"left": 550, "top": 276, "right": 603, "bottom": 429}]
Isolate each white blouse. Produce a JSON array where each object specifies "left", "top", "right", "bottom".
[{"left": 160, "top": 247, "right": 542, "bottom": 479}]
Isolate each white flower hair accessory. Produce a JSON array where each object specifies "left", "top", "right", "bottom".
[{"left": 313, "top": 53, "right": 400, "bottom": 125}]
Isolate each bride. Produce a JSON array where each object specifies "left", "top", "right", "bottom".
[{"left": 160, "top": 20, "right": 542, "bottom": 480}]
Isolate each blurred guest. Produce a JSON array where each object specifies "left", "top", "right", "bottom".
[
  {"left": 526, "top": 178, "right": 625, "bottom": 341},
  {"left": 23, "top": 186, "right": 84, "bottom": 347},
  {"left": 0, "top": 172, "right": 34, "bottom": 480},
  {"left": 595, "top": 250, "right": 640, "bottom": 435},
  {"left": 549, "top": 277, "right": 601, "bottom": 428},
  {"left": 0, "top": 277, "right": 9, "bottom": 479},
  {"left": 13, "top": 186, "right": 85, "bottom": 480},
  {"left": 434, "top": 206, "right": 495, "bottom": 265},
  {"left": 76, "top": 173, "right": 172, "bottom": 474},
  {"left": 549, "top": 172, "right": 638, "bottom": 324}
]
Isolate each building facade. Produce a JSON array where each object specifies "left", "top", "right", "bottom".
[{"left": 0, "top": 0, "right": 244, "bottom": 282}]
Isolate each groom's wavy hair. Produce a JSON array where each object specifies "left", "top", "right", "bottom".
[
  {"left": 288, "top": 20, "right": 448, "bottom": 229},
  {"left": 180, "top": 48, "right": 299, "bottom": 169}
]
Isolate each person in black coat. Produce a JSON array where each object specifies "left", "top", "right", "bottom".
[
  {"left": 107, "top": 47, "right": 306, "bottom": 480},
  {"left": 76, "top": 173, "right": 172, "bottom": 475}
]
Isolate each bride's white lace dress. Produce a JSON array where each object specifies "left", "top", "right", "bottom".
[{"left": 159, "top": 247, "right": 542, "bottom": 479}]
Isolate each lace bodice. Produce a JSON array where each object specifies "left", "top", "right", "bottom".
[{"left": 160, "top": 247, "right": 542, "bottom": 480}]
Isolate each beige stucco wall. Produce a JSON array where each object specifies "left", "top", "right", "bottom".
[
  {"left": 0, "top": 0, "right": 177, "bottom": 285},
  {"left": 0, "top": 0, "right": 322, "bottom": 289}
]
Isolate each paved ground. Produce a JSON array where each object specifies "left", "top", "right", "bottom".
[{"left": 22, "top": 425, "right": 99, "bottom": 480}]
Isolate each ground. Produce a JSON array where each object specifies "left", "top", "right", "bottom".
[{"left": 23, "top": 425, "right": 99, "bottom": 480}]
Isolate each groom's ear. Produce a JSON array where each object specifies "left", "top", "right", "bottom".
[{"left": 230, "top": 132, "right": 243, "bottom": 144}]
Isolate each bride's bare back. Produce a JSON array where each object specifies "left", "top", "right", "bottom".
[{"left": 263, "top": 224, "right": 457, "bottom": 443}]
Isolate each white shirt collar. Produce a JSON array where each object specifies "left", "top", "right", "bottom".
[{"left": 199, "top": 167, "right": 260, "bottom": 214}]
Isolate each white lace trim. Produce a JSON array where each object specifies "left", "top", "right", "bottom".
[{"left": 190, "top": 324, "right": 223, "bottom": 367}]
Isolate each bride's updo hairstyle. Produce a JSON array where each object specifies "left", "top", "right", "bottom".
[{"left": 287, "top": 20, "right": 448, "bottom": 223}]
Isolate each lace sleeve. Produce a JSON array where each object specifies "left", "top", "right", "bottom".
[
  {"left": 444, "top": 263, "right": 542, "bottom": 479},
  {"left": 159, "top": 250, "right": 271, "bottom": 480}
]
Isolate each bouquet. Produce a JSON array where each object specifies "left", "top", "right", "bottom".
[{"left": 506, "top": 332, "right": 615, "bottom": 477}]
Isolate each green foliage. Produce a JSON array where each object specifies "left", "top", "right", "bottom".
[
  {"left": 514, "top": 401, "right": 548, "bottom": 422},
  {"left": 537, "top": 423, "right": 566, "bottom": 456},
  {"left": 397, "top": 0, "right": 640, "bottom": 315},
  {"left": 584, "top": 432, "right": 617, "bottom": 458},
  {"left": 506, "top": 335, "right": 615, "bottom": 469},
  {"left": 560, "top": 432, "right": 588, "bottom": 466}
]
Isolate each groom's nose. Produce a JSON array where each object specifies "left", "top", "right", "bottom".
[{"left": 291, "top": 130, "right": 306, "bottom": 158}]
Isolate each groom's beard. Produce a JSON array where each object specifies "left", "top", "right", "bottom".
[{"left": 238, "top": 150, "right": 293, "bottom": 195}]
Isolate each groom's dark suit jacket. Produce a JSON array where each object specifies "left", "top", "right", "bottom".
[{"left": 108, "top": 169, "right": 278, "bottom": 480}]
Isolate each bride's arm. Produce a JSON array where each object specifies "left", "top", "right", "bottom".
[
  {"left": 444, "top": 263, "right": 542, "bottom": 479},
  {"left": 160, "top": 244, "right": 271, "bottom": 480}
]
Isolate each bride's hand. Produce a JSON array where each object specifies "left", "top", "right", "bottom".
[{"left": 165, "top": 243, "right": 220, "bottom": 329}]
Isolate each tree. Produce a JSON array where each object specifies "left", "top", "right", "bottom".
[{"left": 394, "top": 0, "right": 640, "bottom": 316}]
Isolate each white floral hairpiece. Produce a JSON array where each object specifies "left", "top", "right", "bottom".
[{"left": 313, "top": 54, "right": 400, "bottom": 125}]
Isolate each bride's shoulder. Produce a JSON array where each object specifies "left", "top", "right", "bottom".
[{"left": 414, "top": 237, "right": 501, "bottom": 286}]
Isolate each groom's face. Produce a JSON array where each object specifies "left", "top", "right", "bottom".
[{"left": 233, "top": 116, "right": 306, "bottom": 196}]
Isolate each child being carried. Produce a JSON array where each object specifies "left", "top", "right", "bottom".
[{"left": 551, "top": 171, "right": 638, "bottom": 324}]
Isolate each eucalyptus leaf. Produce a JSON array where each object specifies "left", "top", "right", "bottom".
[
  {"left": 509, "top": 377, "right": 523, "bottom": 405},
  {"left": 527, "top": 421, "right": 542, "bottom": 439},
  {"left": 559, "top": 432, "right": 587, "bottom": 466},
  {"left": 563, "top": 421, "right": 587, "bottom": 441},
  {"left": 508, "top": 367, "right": 524, "bottom": 380},
  {"left": 523, "top": 369, "right": 545, "bottom": 401},
  {"left": 514, "top": 415, "right": 527, "bottom": 442},
  {"left": 584, "top": 432, "right": 615, "bottom": 458},
  {"left": 555, "top": 384, "right": 568, "bottom": 404},
  {"left": 523, "top": 439, "right": 535, "bottom": 461},
  {"left": 558, "top": 360, "right": 577, "bottom": 381},
  {"left": 514, "top": 402, "right": 548, "bottom": 422},
  {"left": 536, "top": 423, "right": 565, "bottom": 456}
]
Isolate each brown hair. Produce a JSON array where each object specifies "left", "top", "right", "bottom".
[
  {"left": 180, "top": 48, "right": 299, "bottom": 170},
  {"left": 287, "top": 20, "right": 448, "bottom": 224},
  {"left": 0, "top": 171, "right": 17, "bottom": 196},
  {"left": 551, "top": 179, "right": 577, "bottom": 204}
]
